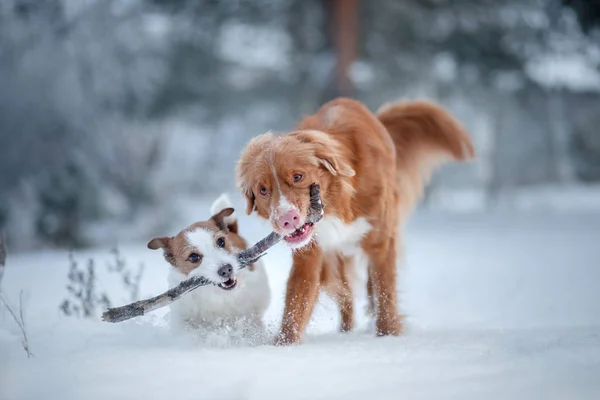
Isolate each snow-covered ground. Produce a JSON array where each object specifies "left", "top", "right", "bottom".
[{"left": 1, "top": 208, "right": 600, "bottom": 400}]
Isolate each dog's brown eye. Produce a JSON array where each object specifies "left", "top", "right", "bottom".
[
  {"left": 259, "top": 186, "right": 269, "bottom": 196},
  {"left": 188, "top": 253, "right": 201, "bottom": 263},
  {"left": 293, "top": 174, "right": 303, "bottom": 182},
  {"left": 216, "top": 237, "right": 225, "bottom": 248}
]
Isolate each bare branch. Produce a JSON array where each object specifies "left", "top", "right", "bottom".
[
  {"left": 0, "top": 238, "right": 32, "bottom": 357},
  {"left": 102, "top": 183, "right": 324, "bottom": 323},
  {"left": 18, "top": 291, "right": 32, "bottom": 357},
  {"left": 0, "top": 291, "right": 33, "bottom": 358}
]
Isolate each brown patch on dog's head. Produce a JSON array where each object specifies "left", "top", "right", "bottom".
[{"left": 147, "top": 207, "right": 249, "bottom": 277}]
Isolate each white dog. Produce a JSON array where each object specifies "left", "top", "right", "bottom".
[{"left": 147, "top": 194, "right": 270, "bottom": 335}]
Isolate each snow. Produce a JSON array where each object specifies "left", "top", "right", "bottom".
[
  {"left": 428, "top": 184, "right": 600, "bottom": 213},
  {"left": 525, "top": 54, "right": 600, "bottom": 92},
  {"left": 2, "top": 209, "right": 600, "bottom": 399}
]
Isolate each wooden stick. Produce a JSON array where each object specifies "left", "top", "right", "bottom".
[{"left": 102, "top": 183, "right": 324, "bottom": 323}]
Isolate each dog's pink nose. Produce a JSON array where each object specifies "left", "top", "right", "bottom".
[{"left": 277, "top": 209, "right": 300, "bottom": 230}]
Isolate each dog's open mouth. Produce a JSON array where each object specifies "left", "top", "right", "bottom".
[
  {"left": 283, "top": 222, "right": 314, "bottom": 245},
  {"left": 218, "top": 278, "right": 237, "bottom": 290}
]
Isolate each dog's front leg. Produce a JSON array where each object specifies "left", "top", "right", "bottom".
[
  {"left": 365, "top": 236, "right": 403, "bottom": 336},
  {"left": 275, "top": 247, "right": 323, "bottom": 346}
]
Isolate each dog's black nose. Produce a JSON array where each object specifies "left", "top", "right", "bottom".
[{"left": 218, "top": 264, "right": 233, "bottom": 279}]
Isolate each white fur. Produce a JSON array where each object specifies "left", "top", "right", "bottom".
[
  {"left": 167, "top": 201, "right": 270, "bottom": 333},
  {"left": 315, "top": 216, "right": 371, "bottom": 256},
  {"left": 277, "top": 194, "right": 296, "bottom": 215},
  {"left": 185, "top": 228, "right": 239, "bottom": 284},
  {"left": 315, "top": 216, "right": 372, "bottom": 296},
  {"left": 210, "top": 193, "right": 236, "bottom": 226},
  {"left": 168, "top": 257, "right": 270, "bottom": 331}
]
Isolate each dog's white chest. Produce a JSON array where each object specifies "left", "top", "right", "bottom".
[
  {"left": 315, "top": 216, "right": 371, "bottom": 256},
  {"left": 167, "top": 262, "right": 270, "bottom": 328}
]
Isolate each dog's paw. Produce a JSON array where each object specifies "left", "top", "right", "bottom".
[
  {"left": 273, "top": 332, "right": 300, "bottom": 346},
  {"left": 340, "top": 319, "right": 354, "bottom": 333},
  {"left": 375, "top": 313, "right": 404, "bottom": 336}
]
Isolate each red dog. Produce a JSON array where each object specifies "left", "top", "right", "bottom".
[{"left": 236, "top": 97, "right": 474, "bottom": 345}]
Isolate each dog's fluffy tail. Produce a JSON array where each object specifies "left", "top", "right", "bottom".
[
  {"left": 377, "top": 100, "right": 474, "bottom": 216},
  {"left": 210, "top": 193, "right": 238, "bottom": 233}
]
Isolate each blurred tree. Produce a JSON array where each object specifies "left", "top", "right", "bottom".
[
  {"left": 35, "top": 161, "right": 92, "bottom": 248},
  {"left": 1, "top": 0, "right": 599, "bottom": 249},
  {"left": 318, "top": 0, "right": 358, "bottom": 103},
  {"left": 360, "top": 0, "right": 600, "bottom": 196},
  {"left": 563, "top": 0, "right": 600, "bottom": 33},
  {"left": 0, "top": 0, "right": 166, "bottom": 248}
]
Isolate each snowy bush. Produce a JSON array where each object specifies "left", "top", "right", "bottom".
[
  {"left": 60, "top": 253, "right": 111, "bottom": 318},
  {"left": 60, "top": 247, "right": 145, "bottom": 318},
  {"left": 106, "top": 247, "right": 145, "bottom": 303},
  {"left": 0, "top": 236, "right": 33, "bottom": 358}
]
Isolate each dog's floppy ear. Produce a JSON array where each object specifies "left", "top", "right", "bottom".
[
  {"left": 148, "top": 236, "right": 171, "bottom": 250},
  {"left": 148, "top": 236, "right": 175, "bottom": 264},
  {"left": 296, "top": 130, "right": 355, "bottom": 177},
  {"left": 236, "top": 174, "right": 256, "bottom": 216},
  {"left": 243, "top": 190, "right": 255, "bottom": 215},
  {"left": 211, "top": 207, "right": 235, "bottom": 231},
  {"left": 237, "top": 132, "right": 274, "bottom": 215},
  {"left": 315, "top": 147, "right": 355, "bottom": 177}
]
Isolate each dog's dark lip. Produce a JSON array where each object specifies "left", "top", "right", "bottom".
[{"left": 218, "top": 277, "right": 237, "bottom": 290}]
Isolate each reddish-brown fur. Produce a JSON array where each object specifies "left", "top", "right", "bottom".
[{"left": 236, "top": 97, "right": 473, "bottom": 345}]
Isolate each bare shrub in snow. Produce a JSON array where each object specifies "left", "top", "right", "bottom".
[
  {"left": 0, "top": 0, "right": 169, "bottom": 250},
  {"left": 0, "top": 235, "right": 33, "bottom": 357},
  {"left": 0, "top": 291, "right": 33, "bottom": 358},
  {"left": 107, "top": 247, "right": 145, "bottom": 302},
  {"left": 60, "top": 248, "right": 145, "bottom": 318},
  {"left": 60, "top": 253, "right": 111, "bottom": 318}
]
